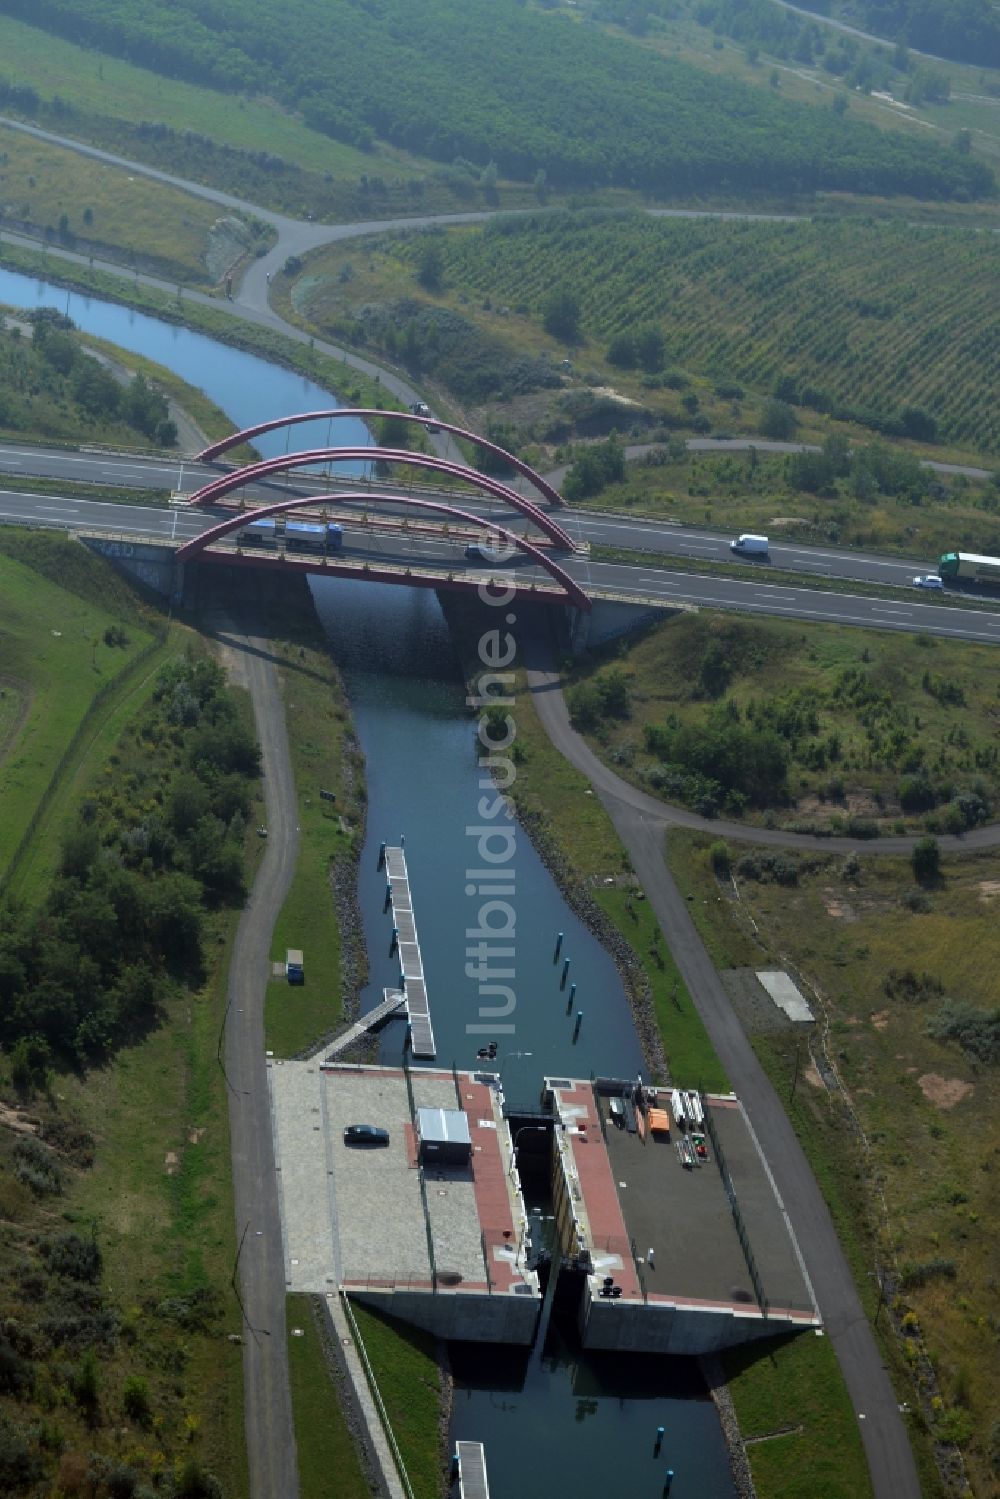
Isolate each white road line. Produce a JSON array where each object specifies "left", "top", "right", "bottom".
[
  {"left": 757, "top": 593, "right": 796, "bottom": 602},
  {"left": 35, "top": 505, "right": 81, "bottom": 514},
  {"left": 871, "top": 607, "right": 913, "bottom": 616}
]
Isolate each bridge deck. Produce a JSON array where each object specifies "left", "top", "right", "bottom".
[
  {"left": 456, "top": 1441, "right": 490, "bottom": 1499},
  {"left": 384, "top": 846, "right": 436, "bottom": 1058},
  {"left": 324, "top": 991, "right": 407, "bottom": 1059}
]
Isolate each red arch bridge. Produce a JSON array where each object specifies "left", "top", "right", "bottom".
[{"left": 181, "top": 412, "right": 591, "bottom": 610}]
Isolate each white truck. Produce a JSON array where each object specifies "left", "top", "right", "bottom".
[{"left": 730, "top": 533, "right": 769, "bottom": 557}]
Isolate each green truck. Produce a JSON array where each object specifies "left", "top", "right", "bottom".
[{"left": 938, "top": 552, "right": 1000, "bottom": 587}]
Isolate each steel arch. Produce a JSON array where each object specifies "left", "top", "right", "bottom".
[
  {"left": 187, "top": 448, "right": 575, "bottom": 550},
  {"left": 175, "top": 491, "right": 591, "bottom": 612},
  {"left": 195, "top": 408, "right": 566, "bottom": 509}
]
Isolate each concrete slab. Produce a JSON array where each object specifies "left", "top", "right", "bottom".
[{"left": 756, "top": 970, "right": 815, "bottom": 1023}]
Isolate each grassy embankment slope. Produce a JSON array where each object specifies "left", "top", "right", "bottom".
[
  {"left": 285, "top": 1296, "right": 370, "bottom": 1499},
  {"left": 0, "top": 533, "right": 158, "bottom": 884},
  {"left": 0, "top": 532, "right": 259, "bottom": 1495},
  {"left": 291, "top": 214, "right": 1000, "bottom": 465},
  {"left": 0, "top": 121, "right": 245, "bottom": 285},
  {"left": 582, "top": 446, "right": 999, "bottom": 561},
  {"left": 670, "top": 830, "right": 998, "bottom": 1495},
  {"left": 561, "top": 610, "right": 1000, "bottom": 833},
  {"left": 349, "top": 1302, "right": 443, "bottom": 1499}
]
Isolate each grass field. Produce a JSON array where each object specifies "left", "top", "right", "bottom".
[
  {"left": 0, "top": 535, "right": 156, "bottom": 880},
  {"left": 294, "top": 213, "right": 1000, "bottom": 463},
  {"left": 286, "top": 1295, "right": 370, "bottom": 1499},
  {"left": 348, "top": 1302, "right": 443, "bottom": 1499},
  {"left": 723, "top": 1332, "right": 874, "bottom": 1499},
  {"left": 668, "top": 827, "right": 997, "bottom": 1494},
  {"left": 562, "top": 608, "right": 1000, "bottom": 831},
  {"left": 0, "top": 121, "right": 227, "bottom": 283}
]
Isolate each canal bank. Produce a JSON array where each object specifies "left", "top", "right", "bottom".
[{"left": 0, "top": 260, "right": 759, "bottom": 1497}]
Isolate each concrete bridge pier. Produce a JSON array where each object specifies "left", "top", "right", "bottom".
[{"left": 568, "top": 599, "right": 668, "bottom": 655}]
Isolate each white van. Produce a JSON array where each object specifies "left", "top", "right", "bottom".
[{"left": 730, "top": 533, "right": 769, "bottom": 556}]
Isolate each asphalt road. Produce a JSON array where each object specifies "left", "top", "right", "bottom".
[
  {"left": 214, "top": 607, "right": 301, "bottom": 1499},
  {"left": 524, "top": 633, "right": 922, "bottom": 1499}
]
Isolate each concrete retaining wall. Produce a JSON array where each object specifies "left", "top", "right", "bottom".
[
  {"left": 80, "top": 534, "right": 180, "bottom": 600},
  {"left": 580, "top": 1285, "right": 813, "bottom": 1354},
  {"left": 348, "top": 1287, "right": 540, "bottom": 1345}
]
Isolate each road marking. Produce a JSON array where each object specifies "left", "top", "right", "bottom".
[
  {"left": 757, "top": 593, "right": 796, "bottom": 602},
  {"left": 871, "top": 607, "right": 913, "bottom": 616},
  {"left": 35, "top": 505, "right": 81, "bottom": 514}
]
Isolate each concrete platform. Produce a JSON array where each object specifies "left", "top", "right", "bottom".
[
  {"left": 545, "top": 1079, "right": 819, "bottom": 1354},
  {"left": 268, "top": 1061, "right": 540, "bottom": 1344}
]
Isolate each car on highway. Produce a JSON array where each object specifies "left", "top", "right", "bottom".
[
  {"left": 343, "top": 1124, "right": 390, "bottom": 1146},
  {"left": 913, "top": 574, "right": 944, "bottom": 590},
  {"left": 465, "top": 542, "right": 507, "bottom": 564}
]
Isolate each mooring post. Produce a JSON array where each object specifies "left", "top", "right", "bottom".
[
  {"left": 377, "top": 841, "right": 386, "bottom": 870},
  {"left": 561, "top": 957, "right": 571, "bottom": 988},
  {"left": 554, "top": 931, "right": 564, "bottom": 961}
]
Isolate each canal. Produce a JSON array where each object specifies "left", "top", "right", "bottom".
[{"left": 0, "top": 266, "right": 737, "bottom": 1498}]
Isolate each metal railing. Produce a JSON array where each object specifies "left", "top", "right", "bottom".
[
  {"left": 339, "top": 1291, "right": 416, "bottom": 1499},
  {"left": 702, "top": 1099, "right": 769, "bottom": 1318}
]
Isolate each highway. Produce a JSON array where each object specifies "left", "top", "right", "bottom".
[
  {"left": 5, "top": 482, "right": 1000, "bottom": 645},
  {"left": 0, "top": 439, "right": 984, "bottom": 588}
]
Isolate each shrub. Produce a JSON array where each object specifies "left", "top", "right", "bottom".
[
  {"left": 43, "top": 1233, "right": 102, "bottom": 1284},
  {"left": 734, "top": 851, "right": 798, "bottom": 886},
  {"left": 709, "top": 840, "right": 731, "bottom": 876},
  {"left": 899, "top": 1256, "right": 956, "bottom": 1288},
  {"left": 926, "top": 1000, "right": 1000, "bottom": 1065},
  {"left": 122, "top": 1374, "right": 150, "bottom": 1422},
  {"left": 911, "top": 835, "right": 940, "bottom": 885},
  {"left": 12, "top": 1136, "right": 63, "bottom": 1197}
]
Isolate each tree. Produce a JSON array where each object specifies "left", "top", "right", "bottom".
[
  {"left": 416, "top": 238, "right": 443, "bottom": 292},
  {"left": 606, "top": 332, "right": 637, "bottom": 369},
  {"left": 761, "top": 399, "right": 797, "bottom": 440},
  {"left": 542, "top": 289, "right": 581, "bottom": 343},
  {"left": 912, "top": 835, "right": 940, "bottom": 885},
  {"left": 635, "top": 326, "right": 666, "bottom": 373}
]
